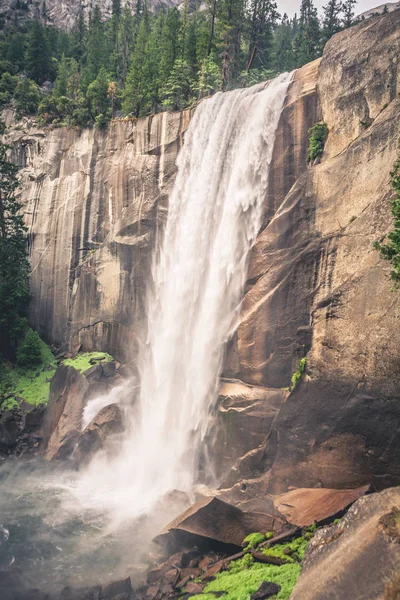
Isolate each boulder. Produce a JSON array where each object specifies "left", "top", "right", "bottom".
[
  {"left": 74, "top": 403, "right": 124, "bottom": 463},
  {"left": 290, "top": 488, "right": 400, "bottom": 600},
  {"left": 154, "top": 497, "right": 287, "bottom": 553},
  {"left": 273, "top": 485, "right": 370, "bottom": 526},
  {"left": 41, "top": 365, "right": 89, "bottom": 460},
  {"left": 251, "top": 581, "right": 281, "bottom": 600}
]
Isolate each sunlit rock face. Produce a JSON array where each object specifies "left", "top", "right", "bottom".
[
  {"left": 225, "top": 11, "right": 400, "bottom": 493},
  {"left": 9, "top": 112, "right": 190, "bottom": 361}
]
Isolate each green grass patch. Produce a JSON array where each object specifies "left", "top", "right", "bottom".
[
  {"left": 242, "top": 532, "right": 266, "bottom": 550},
  {"left": 262, "top": 536, "right": 308, "bottom": 563},
  {"left": 191, "top": 560, "right": 301, "bottom": 600},
  {"left": 62, "top": 352, "right": 113, "bottom": 374},
  {"left": 0, "top": 335, "right": 57, "bottom": 410}
]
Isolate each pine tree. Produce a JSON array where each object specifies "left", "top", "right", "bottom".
[
  {"left": 160, "top": 8, "right": 182, "bottom": 86},
  {"left": 197, "top": 55, "right": 222, "bottom": 97},
  {"left": 16, "top": 329, "right": 42, "bottom": 367},
  {"left": 322, "top": 0, "right": 342, "bottom": 44},
  {"left": 273, "top": 13, "right": 295, "bottom": 72},
  {"left": 247, "top": 0, "right": 280, "bottom": 71},
  {"left": 162, "top": 58, "right": 192, "bottom": 110},
  {"left": 122, "top": 15, "right": 150, "bottom": 117},
  {"left": 25, "top": 21, "right": 52, "bottom": 84},
  {"left": 294, "top": 0, "right": 321, "bottom": 67},
  {"left": 87, "top": 67, "right": 111, "bottom": 122},
  {"left": 0, "top": 141, "right": 30, "bottom": 360},
  {"left": 342, "top": 0, "right": 357, "bottom": 26},
  {"left": 218, "top": 0, "right": 246, "bottom": 88},
  {"left": 83, "top": 5, "right": 107, "bottom": 85}
]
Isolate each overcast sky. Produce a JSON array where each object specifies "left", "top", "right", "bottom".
[{"left": 278, "top": 0, "right": 390, "bottom": 17}]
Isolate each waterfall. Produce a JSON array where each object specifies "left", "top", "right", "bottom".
[{"left": 76, "top": 73, "right": 292, "bottom": 524}]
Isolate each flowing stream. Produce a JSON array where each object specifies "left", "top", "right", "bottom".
[{"left": 0, "top": 73, "right": 292, "bottom": 592}]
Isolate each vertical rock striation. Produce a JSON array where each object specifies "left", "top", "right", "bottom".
[{"left": 9, "top": 112, "right": 190, "bottom": 361}]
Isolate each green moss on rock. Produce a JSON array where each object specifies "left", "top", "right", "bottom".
[{"left": 62, "top": 352, "right": 113, "bottom": 374}]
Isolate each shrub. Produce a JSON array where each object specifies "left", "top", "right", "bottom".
[
  {"left": 308, "top": 122, "right": 329, "bottom": 162},
  {"left": 14, "top": 78, "right": 42, "bottom": 117},
  {"left": 374, "top": 139, "right": 400, "bottom": 287},
  {"left": 291, "top": 357, "right": 307, "bottom": 391},
  {"left": 16, "top": 329, "right": 42, "bottom": 367}
]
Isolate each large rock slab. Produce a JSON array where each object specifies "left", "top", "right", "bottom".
[
  {"left": 154, "top": 497, "right": 286, "bottom": 553},
  {"left": 212, "top": 380, "right": 287, "bottom": 483},
  {"left": 273, "top": 485, "right": 370, "bottom": 526},
  {"left": 291, "top": 487, "right": 400, "bottom": 600}
]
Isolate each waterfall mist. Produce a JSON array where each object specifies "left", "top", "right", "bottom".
[{"left": 73, "top": 73, "right": 293, "bottom": 525}]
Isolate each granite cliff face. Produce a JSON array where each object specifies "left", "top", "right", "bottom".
[
  {"left": 8, "top": 110, "right": 190, "bottom": 362},
  {"left": 11, "top": 10, "right": 400, "bottom": 493}
]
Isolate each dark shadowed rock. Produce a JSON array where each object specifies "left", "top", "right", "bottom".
[
  {"left": 251, "top": 581, "right": 281, "bottom": 600},
  {"left": 154, "top": 497, "right": 287, "bottom": 553},
  {"left": 273, "top": 485, "right": 370, "bottom": 526},
  {"left": 290, "top": 488, "right": 400, "bottom": 600},
  {"left": 0, "top": 404, "right": 45, "bottom": 458}
]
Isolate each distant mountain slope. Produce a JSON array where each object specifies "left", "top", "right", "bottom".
[
  {"left": 0, "top": 0, "right": 182, "bottom": 31},
  {"left": 358, "top": 2, "right": 400, "bottom": 18}
]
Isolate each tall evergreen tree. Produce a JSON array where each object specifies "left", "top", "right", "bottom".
[
  {"left": 0, "top": 141, "right": 30, "bottom": 360},
  {"left": 25, "top": 21, "right": 52, "bottom": 84},
  {"left": 294, "top": 0, "right": 321, "bottom": 67},
  {"left": 247, "top": 0, "right": 279, "bottom": 71},
  {"left": 342, "top": 0, "right": 357, "bottom": 27},
  {"left": 273, "top": 13, "right": 295, "bottom": 72},
  {"left": 322, "top": 0, "right": 342, "bottom": 43},
  {"left": 122, "top": 14, "right": 150, "bottom": 116}
]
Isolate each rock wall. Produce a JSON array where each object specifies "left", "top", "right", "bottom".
[
  {"left": 9, "top": 111, "right": 190, "bottom": 362},
  {"left": 223, "top": 11, "right": 400, "bottom": 494},
  {"left": 11, "top": 10, "right": 400, "bottom": 493}
]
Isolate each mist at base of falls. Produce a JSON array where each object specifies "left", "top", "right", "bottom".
[{"left": 0, "top": 73, "right": 292, "bottom": 593}]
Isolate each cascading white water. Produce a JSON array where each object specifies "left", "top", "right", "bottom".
[{"left": 75, "top": 73, "right": 292, "bottom": 524}]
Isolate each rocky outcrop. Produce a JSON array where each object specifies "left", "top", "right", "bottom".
[
  {"left": 41, "top": 361, "right": 122, "bottom": 459},
  {"left": 9, "top": 111, "right": 189, "bottom": 361},
  {"left": 291, "top": 487, "right": 400, "bottom": 600}
]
